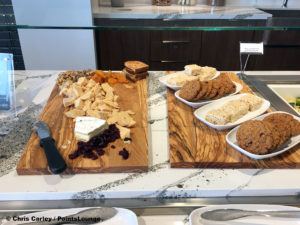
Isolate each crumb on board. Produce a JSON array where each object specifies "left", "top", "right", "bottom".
[{"left": 124, "top": 84, "right": 134, "bottom": 89}]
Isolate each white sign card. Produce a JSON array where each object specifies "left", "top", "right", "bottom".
[{"left": 240, "top": 42, "right": 264, "bottom": 55}]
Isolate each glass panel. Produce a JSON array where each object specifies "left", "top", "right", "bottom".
[{"left": 0, "top": 53, "right": 16, "bottom": 116}]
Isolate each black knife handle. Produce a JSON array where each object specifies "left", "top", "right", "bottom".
[{"left": 40, "top": 137, "right": 67, "bottom": 174}]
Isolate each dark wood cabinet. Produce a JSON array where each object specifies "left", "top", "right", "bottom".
[
  {"left": 253, "top": 31, "right": 300, "bottom": 70},
  {"left": 96, "top": 30, "right": 151, "bottom": 70},
  {"left": 96, "top": 30, "right": 300, "bottom": 71},
  {"left": 254, "top": 46, "right": 300, "bottom": 70},
  {"left": 96, "top": 30, "right": 202, "bottom": 71},
  {"left": 199, "top": 31, "right": 259, "bottom": 71},
  {"left": 149, "top": 31, "right": 201, "bottom": 70}
]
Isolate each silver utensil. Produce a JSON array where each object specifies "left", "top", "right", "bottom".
[
  {"left": 201, "top": 208, "right": 300, "bottom": 221},
  {"left": 34, "top": 121, "right": 66, "bottom": 174},
  {"left": 15, "top": 207, "right": 117, "bottom": 225}
]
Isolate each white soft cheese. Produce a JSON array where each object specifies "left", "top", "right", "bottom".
[
  {"left": 184, "top": 64, "right": 201, "bottom": 76},
  {"left": 75, "top": 116, "right": 108, "bottom": 142}
]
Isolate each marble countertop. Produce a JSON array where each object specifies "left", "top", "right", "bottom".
[
  {"left": 92, "top": 0, "right": 271, "bottom": 20},
  {"left": 0, "top": 70, "right": 300, "bottom": 201}
]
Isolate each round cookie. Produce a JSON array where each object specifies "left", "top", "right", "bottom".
[
  {"left": 203, "top": 80, "right": 213, "bottom": 99},
  {"left": 228, "top": 82, "right": 237, "bottom": 94},
  {"left": 218, "top": 73, "right": 231, "bottom": 95},
  {"left": 290, "top": 119, "right": 300, "bottom": 136},
  {"left": 191, "top": 82, "right": 202, "bottom": 101},
  {"left": 274, "top": 121, "right": 291, "bottom": 148},
  {"left": 179, "top": 80, "right": 200, "bottom": 101},
  {"left": 263, "top": 113, "right": 293, "bottom": 148},
  {"left": 262, "top": 121, "right": 281, "bottom": 151},
  {"left": 213, "top": 85, "right": 225, "bottom": 99},
  {"left": 206, "top": 79, "right": 220, "bottom": 99},
  {"left": 224, "top": 78, "right": 235, "bottom": 94},
  {"left": 224, "top": 82, "right": 231, "bottom": 94},
  {"left": 236, "top": 120, "right": 274, "bottom": 155},
  {"left": 194, "top": 81, "right": 208, "bottom": 101}
]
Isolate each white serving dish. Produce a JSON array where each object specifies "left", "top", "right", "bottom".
[
  {"left": 268, "top": 84, "right": 300, "bottom": 116},
  {"left": 159, "top": 71, "right": 220, "bottom": 91},
  {"left": 226, "top": 111, "right": 300, "bottom": 160},
  {"left": 175, "top": 81, "right": 242, "bottom": 108},
  {"left": 194, "top": 93, "right": 270, "bottom": 130},
  {"left": 189, "top": 204, "right": 300, "bottom": 225},
  {"left": 1, "top": 207, "right": 138, "bottom": 225}
]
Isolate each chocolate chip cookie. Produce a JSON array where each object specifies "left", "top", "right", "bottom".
[
  {"left": 194, "top": 80, "right": 208, "bottom": 101},
  {"left": 206, "top": 79, "right": 220, "bottom": 99},
  {"left": 179, "top": 80, "right": 200, "bottom": 101},
  {"left": 263, "top": 113, "right": 293, "bottom": 148},
  {"left": 262, "top": 121, "right": 281, "bottom": 150},
  {"left": 237, "top": 120, "right": 274, "bottom": 155},
  {"left": 203, "top": 80, "right": 213, "bottom": 99},
  {"left": 290, "top": 119, "right": 300, "bottom": 136},
  {"left": 228, "top": 82, "right": 237, "bottom": 94},
  {"left": 213, "top": 85, "right": 225, "bottom": 99}
]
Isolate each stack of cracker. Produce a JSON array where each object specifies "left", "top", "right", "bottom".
[{"left": 123, "top": 61, "right": 149, "bottom": 82}]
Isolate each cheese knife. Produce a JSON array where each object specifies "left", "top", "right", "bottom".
[{"left": 34, "top": 121, "right": 67, "bottom": 174}]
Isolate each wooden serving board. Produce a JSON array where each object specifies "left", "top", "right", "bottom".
[
  {"left": 17, "top": 80, "right": 148, "bottom": 175},
  {"left": 168, "top": 73, "right": 300, "bottom": 168}
]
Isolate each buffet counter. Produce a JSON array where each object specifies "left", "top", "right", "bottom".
[{"left": 0, "top": 70, "right": 300, "bottom": 201}]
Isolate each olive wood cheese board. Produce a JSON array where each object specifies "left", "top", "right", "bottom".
[
  {"left": 167, "top": 72, "right": 300, "bottom": 168},
  {"left": 17, "top": 80, "right": 148, "bottom": 175}
]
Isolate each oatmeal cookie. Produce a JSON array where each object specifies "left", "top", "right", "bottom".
[
  {"left": 228, "top": 82, "right": 237, "bottom": 94},
  {"left": 203, "top": 80, "right": 213, "bottom": 99},
  {"left": 263, "top": 113, "right": 293, "bottom": 147},
  {"left": 206, "top": 79, "right": 220, "bottom": 99},
  {"left": 218, "top": 73, "right": 232, "bottom": 95},
  {"left": 213, "top": 85, "right": 225, "bottom": 99},
  {"left": 262, "top": 121, "right": 281, "bottom": 150},
  {"left": 194, "top": 81, "right": 208, "bottom": 101},
  {"left": 179, "top": 80, "right": 200, "bottom": 101},
  {"left": 290, "top": 118, "right": 300, "bottom": 136},
  {"left": 237, "top": 120, "right": 274, "bottom": 155}
]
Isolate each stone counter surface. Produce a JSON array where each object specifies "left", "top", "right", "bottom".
[
  {"left": 92, "top": 0, "right": 300, "bottom": 20},
  {"left": 92, "top": 0, "right": 271, "bottom": 20},
  {"left": 0, "top": 71, "right": 300, "bottom": 201}
]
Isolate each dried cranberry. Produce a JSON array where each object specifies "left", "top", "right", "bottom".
[
  {"left": 111, "top": 145, "right": 115, "bottom": 149},
  {"left": 119, "top": 148, "right": 129, "bottom": 160},
  {"left": 91, "top": 154, "right": 98, "bottom": 160},
  {"left": 96, "top": 149, "right": 105, "bottom": 156},
  {"left": 78, "top": 148, "right": 85, "bottom": 154},
  {"left": 77, "top": 141, "right": 84, "bottom": 146},
  {"left": 69, "top": 124, "right": 121, "bottom": 160},
  {"left": 69, "top": 152, "right": 78, "bottom": 159}
]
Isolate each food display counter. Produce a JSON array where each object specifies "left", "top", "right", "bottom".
[
  {"left": 1, "top": 70, "right": 300, "bottom": 222},
  {"left": 1, "top": 0, "right": 300, "bottom": 224}
]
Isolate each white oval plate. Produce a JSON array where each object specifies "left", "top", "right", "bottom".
[
  {"left": 193, "top": 93, "right": 270, "bottom": 130},
  {"left": 226, "top": 111, "right": 300, "bottom": 160},
  {"left": 159, "top": 71, "right": 220, "bottom": 91},
  {"left": 1, "top": 207, "right": 138, "bottom": 225},
  {"left": 190, "top": 204, "right": 300, "bottom": 225},
  {"left": 175, "top": 81, "right": 242, "bottom": 108}
]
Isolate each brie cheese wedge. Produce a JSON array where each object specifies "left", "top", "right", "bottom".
[{"left": 75, "top": 116, "right": 108, "bottom": 142}]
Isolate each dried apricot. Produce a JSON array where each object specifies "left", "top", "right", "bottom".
[
  {"left": 108, "top": 78, "right": 118, "bottom": 84},
  {"left": 92, "top": 75, "right": 102, "bottom": 83},
  {"left": 106, "top": 70, "right": 112, "bottom": 78}
]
